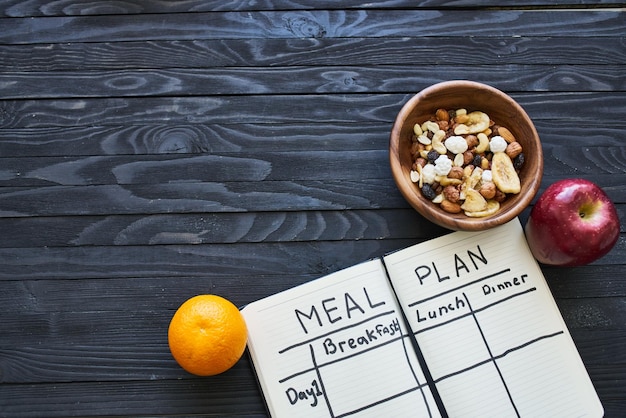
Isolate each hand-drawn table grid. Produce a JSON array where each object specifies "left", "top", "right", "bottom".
[
  {"left": 409, "top": 269, "right": 565, "bottom": 417},
  {"left": 277, "top": 310, "right": 439, "bottom": 418}
]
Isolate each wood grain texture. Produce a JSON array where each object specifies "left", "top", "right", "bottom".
[
  {"left": 1, "top": 10, "right": 624, "bottom": 45},
  {"left": 3, "top": 37, "right": 625, "bottom": 72},
  {"left": 0, "top": 145, "right": 623, "bottom": 187},
  {"left": 0, "top": 299, "right": 623, "bottom": 381},
  {"left": 0, "top": 209, "right": 449, "bottom": 247},
  {"left": 0, "top": 1, "right": 624, "bottom": 416},
  {"left": 2, "top": 0, "right": 625, "bottom": 17},
  {"left": 1, "top": 65, "right": 625, "bottom": 100},
  {"left": 0, "top": 375, "right": 266, "bottom": 417},
  {"left": 1, "top": 92, "right": 625, "bottom": 129},
  {"left": 1, "top": 121, "right": 624, "bottom": 158}
]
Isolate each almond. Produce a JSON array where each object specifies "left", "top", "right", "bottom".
[
  {"left": 435, "top": 108, "right": 450, "bottom": 122},
  {"left": 498, "top": 126, "right": 516, "bottom": 143},
  {"left": 440, "top": 199, "right": 462, "bottom": 213}
]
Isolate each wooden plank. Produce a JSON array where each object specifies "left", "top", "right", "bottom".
[
  {"left": 0, "top": 150, "right": 393, "bottom": 185},
  {"left": 0, "top": 145, "right": 624, "bottom": 187},
  {"left": 0, "top": 239, "right": 424, "bottom": 280},
  {"left": 0, "top": 201, "right": 622, "bottom": 249},
  {"left": 0, "top": 209, "right": 449, "bottom": 248},
  {"left": 1, "top": 120, "right": 624, "bottom": 158},
  {"left": 0, "top": 174, "right": 623, "bottom": 218},
  {"left": 0, "top": 172, "right": 624, "bottom": 218},
  {"left": 0, "top": 122, "right": 390, "bottom": 157},
  {"left": 545, "top": 265, "right": 626, "bottom": 298},
  {"left": 2, "top": 64, "right": 624, "bottom": 99},
  {"left": 3, "top": 37, "right": 625, "bottom": 72},
  {"left": 0, "top": 179, "right": 408, "bottom": 217},
  {"left": 1, "top": 92, "right": 624, "bottom": 128},
  {"left": 0, "top": 233, "right": 624, "bottom": 283},
  {"left": 0, "top": 372, "right": 267, "bottom": 417},
  {"left": 1, "top": 10, "right": 624, "bottom": 45},
  {"left": 1, "top": 0, "right": 624, "bottom": 17}
]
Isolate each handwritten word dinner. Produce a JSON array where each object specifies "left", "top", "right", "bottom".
[{"left": 414, "top": 244, "right": 488, "bottom": 285}]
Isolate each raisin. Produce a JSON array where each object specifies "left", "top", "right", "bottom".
[
  {"left": 427, "top": 150, "right": 439, "bottom": 164},
  {"left": 472, "top": 154, "right": 482, "bottom": 167},
  {"left": 421, "top": 184, "right": 436, "bottom": 200},
  {"left": 513, "top": 153, "right": 525, "bottom": 170}
]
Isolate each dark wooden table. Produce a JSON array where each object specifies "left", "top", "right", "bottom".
[{"left": 1, "top": 1, "right": 624, "bottom": 417}]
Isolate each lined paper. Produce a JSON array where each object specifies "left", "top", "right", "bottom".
[
  {"left": 383, "top": 219, "right": 604, "bottom": 418},
  {"left": 242, "top": 259, "right": 441, "bottom": 417}
]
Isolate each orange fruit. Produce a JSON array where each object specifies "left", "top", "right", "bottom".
[{"left": 168, "top": 294, "right": 247, "bottom": 376}]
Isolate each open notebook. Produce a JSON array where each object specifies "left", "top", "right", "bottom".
[{"left": 241, "top": 218, "right": 603, "bottom": 417}]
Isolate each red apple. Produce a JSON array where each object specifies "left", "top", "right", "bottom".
[{"left": 525, "top": 178, "right": 620, "bottom": 266}]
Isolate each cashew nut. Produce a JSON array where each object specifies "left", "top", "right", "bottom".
[
  {"left": 475, "top": 133, "right": 490, "bottom": 154},
  {"left": 431, "top": 130, "right": 447, "bottom": 154},
  {"left": 454, "top": 111, "right": 490, "bottom": 135}
]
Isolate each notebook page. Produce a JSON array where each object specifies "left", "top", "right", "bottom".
[
  {"left": 383, "top": 218, "right": 603, "bottom": 418},
  {"left": 242, "top": 259, "right": 442, "bottom": 418}
]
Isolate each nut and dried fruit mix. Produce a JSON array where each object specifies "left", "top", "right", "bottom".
[{"left": 409, "top": 108, "right": 525, "bottom": 217}]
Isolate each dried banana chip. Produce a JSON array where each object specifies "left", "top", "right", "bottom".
[
  {"left": 492, "top": 152, "right": 521, "bottom": 194},
  {"left": 465, "top": 200, "right": 500, "bottom": 217},
  {"left": 460, "top": 189, "right": 488, "bottom": 212}
]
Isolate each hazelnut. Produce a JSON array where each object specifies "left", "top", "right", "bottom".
[
  {"left": 479, "top": 182, "right": 497, "bottom": 199},
  {"left": 443, "top": 185, "right": 460, "bottom": 203},
  {"left": 505, "top": 141, "right": 523, "bottom": 159},
  {"left": 463, "top": 151, "right": 474, "bottom": 165},
  {"left": 410, "top": 142, "right": 423, "bottom": 158},
  {"left": 465, "top": 134, "right": 479, "bottom": 149},
  {"left": 493, "top": 189, "right": 507, "bottom": 202},
  {"left": 448, "top": 166, "right": 464, "bottom": 180}
]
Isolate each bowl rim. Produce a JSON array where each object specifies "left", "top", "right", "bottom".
[{"left": 389, "top": 80, "right": 543, "bottom": 231}]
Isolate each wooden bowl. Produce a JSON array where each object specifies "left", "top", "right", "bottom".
[{"left": 389, "top": 80, "right": 543, "bottom": 231}]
